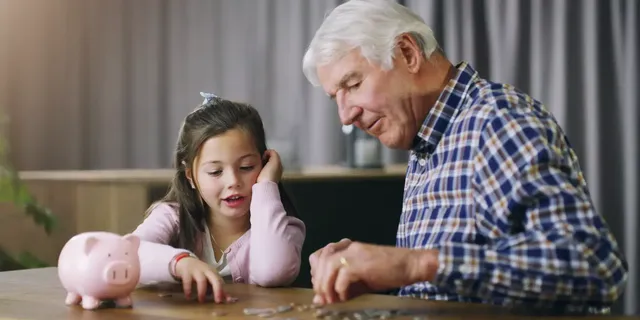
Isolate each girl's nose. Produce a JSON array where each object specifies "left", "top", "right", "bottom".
[{"left": 225, "top": 171, "right": 241, "bottom": 188}]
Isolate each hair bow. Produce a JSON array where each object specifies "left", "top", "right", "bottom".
[{"left": 200, "top": 92, "right": 219, "bottom": 104}]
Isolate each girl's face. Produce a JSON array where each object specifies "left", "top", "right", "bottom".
[{"left": 187, "top": 128, "right": 262, "bottom": 220}]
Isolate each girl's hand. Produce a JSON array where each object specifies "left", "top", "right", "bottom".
[
  {"left": 174, "top": 257, "right": 227, "bottom": 303},
  {"left": 257, "top": 149, "right": 283, "bottom": 183}
]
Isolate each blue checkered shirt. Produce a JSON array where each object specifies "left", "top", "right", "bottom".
[{"left": 396, "top": 62, "right": 628, "bottom": 311}]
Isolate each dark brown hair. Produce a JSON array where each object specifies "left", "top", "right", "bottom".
[{"left": 146, "top": 97, "right": 299, "bottom": 253}]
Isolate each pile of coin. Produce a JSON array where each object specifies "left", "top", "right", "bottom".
[
  {"left": 243, "top": 304, "right": 294, "bottom": 318},
  {"left": 241, "top": 304, "right": 411, "bottom": 319},
  {"left": 310, "top": 308, "right": 395, "bottom": 319}
]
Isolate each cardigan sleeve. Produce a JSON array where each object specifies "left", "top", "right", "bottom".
[
  {"left": 248, "top": 181, "right": 306, "bottom": 287},
  {"left": 132, "top": 202, "right": 191, "bottom": 284}
]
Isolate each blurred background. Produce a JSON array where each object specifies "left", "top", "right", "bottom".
[{"left": 0, "top": 0, "right": 637, "bottom": 316}]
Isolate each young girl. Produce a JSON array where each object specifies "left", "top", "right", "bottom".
[{"left": 133, "top": 92, "right": 306, "bottom": 303}]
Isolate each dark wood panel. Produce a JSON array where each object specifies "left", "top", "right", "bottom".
[{"left": 149, "top": 177, "right": 406, "bottom": 289}]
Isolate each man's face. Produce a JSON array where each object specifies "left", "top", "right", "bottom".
[{"left": 316, "top": 47, "right": 420, "bottom": 149}]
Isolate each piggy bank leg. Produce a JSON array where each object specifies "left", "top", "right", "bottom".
[
  {"left": 115, "top": 295, "right": 133, "bottom": 308},
  {"left": 64, "top": 292, "right": 81, "bottom": 305},
  {"left": 81, "top": 296, "right": 101, "bottom": 310}
]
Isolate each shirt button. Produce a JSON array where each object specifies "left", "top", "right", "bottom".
[{"left": 419, "top": 158, "right": 427, "bottom": 166}]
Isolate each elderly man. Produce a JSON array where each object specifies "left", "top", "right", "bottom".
[{"left": 301, "top": 0, "right": 628, "bottom": 314}]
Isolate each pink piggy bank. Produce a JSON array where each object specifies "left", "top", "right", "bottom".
[{"left": 57, "top": 231, "right": 141, "bottom": 310}]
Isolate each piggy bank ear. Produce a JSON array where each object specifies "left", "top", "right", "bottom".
[
  {"left": 84, "top": 236, "right": 99, "bottom": 255},
  {"left": 122, "top": 234, "right": 140, "bottom": 251}
]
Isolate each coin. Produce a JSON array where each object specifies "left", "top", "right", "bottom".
[
  {"left": 258, "top": 312, "right": 276, "bottom": 318},
  {"left": 276, "top": 305, "right": 293, "bottom": 313},
  {"left": 314, "top": 309, "right": 329, "bottom": 318},
  {"left": 244, "top": 308, "right": 275, "bottom": 316},
  {"left": 225, "top": 296, "right": 239, "bottom": 303}
]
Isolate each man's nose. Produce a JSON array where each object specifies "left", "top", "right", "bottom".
[{"left": 337, "top": 93, "right": 362, "bottom": 125}]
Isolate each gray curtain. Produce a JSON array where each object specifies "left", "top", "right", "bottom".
[
  {"left": 0, "top": 0, "right": 348, "bottom": 169},
  {"left": 0, "top": 0, "right": 637, "bottom": 315}
]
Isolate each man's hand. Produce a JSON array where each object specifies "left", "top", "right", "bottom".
[
  {"left": 310, "top": 241, "right": 440, "bottom": 305},
  {"left": 309, "top": 238, "right": 352, "bottom": 286}
]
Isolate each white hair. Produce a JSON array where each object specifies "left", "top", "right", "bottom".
[{"left": 302, "top": 0, "right": 440, "bottom": 87}]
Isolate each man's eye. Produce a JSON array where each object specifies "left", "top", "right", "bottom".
[{"left": 348, "top": 82, "right": 361, "bottom": 91}]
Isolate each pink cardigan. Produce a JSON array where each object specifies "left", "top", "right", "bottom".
[{"left": 132, "top": 181, "right": 306, "bottom": 287}]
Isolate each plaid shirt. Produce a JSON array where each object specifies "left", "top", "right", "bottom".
[{"left": 396, "top": 62, "right": 628, "bottom": 312}]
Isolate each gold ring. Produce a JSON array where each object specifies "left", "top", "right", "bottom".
[{"left": 339, "top": 256, "right": 349, "bottom": 267}]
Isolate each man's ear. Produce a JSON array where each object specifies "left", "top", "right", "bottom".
[{"left": 397, "top": 33, "right": 422, "bottom": 74}]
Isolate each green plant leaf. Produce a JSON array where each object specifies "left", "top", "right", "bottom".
[
  {"left": 24, "top": 201, "right": 56, "bottom": 235},
  {"left": 0, "top": 113, "right": 57, "bottom": 270},
  {"left": 15, "top": 251, "right": 49, "bottom": 268}
]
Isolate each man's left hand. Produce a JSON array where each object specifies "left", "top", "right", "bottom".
[{"left": 310, "top": 241, "right": 439, "bottom": 304}]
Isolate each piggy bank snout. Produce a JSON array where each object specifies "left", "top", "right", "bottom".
[{"left": 102, "top": 261, "right": 135, "bottom": 286}]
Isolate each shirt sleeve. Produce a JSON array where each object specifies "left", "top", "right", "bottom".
[{"left": 432, "top": 108, "right": 628, "bottom": 307}]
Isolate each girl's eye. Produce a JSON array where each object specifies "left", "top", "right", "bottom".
[
  {"left": 207, "top": 170, "right": 222, "bottom": 177},
  {"left": 348, "top": 82, "right": 361, "bottom": 91},
  {"left": 240, "top": 166, "right": 255, "bottom": 171}
]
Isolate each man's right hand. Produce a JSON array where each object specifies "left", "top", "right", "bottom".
[
  {"left": 174, "top": 257, "right": 228, "bottom": 303},
  {"left": 309, "top": 238, "right": 352, "bottom": 287}
]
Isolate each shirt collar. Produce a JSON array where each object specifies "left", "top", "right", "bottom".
[{"left": 412, "top": 61, "right": 478, "bottom": 154}]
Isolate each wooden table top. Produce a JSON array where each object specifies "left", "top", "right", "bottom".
[{"left": 0, "top": 267, "right": 634, "bottom": 320}]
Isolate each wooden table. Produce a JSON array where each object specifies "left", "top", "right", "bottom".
[{"left": 0, "top": 268, "right": 636, "bottom": 320}]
